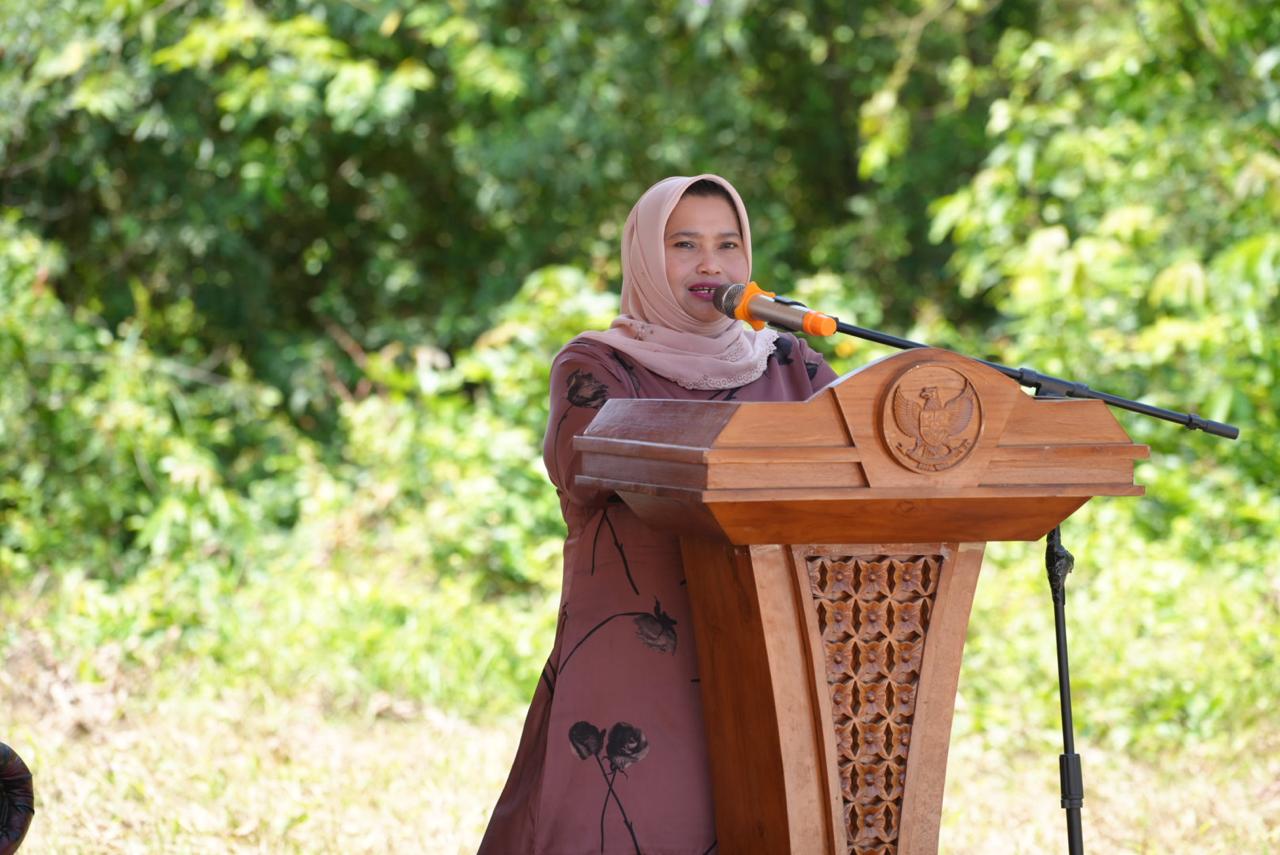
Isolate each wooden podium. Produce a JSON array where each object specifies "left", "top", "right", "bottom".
[{"left": 574, "top": 348, "right": 1147, "bottom": 854}]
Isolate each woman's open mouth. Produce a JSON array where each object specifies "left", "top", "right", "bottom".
[{"left": 687, "top": 282, "right": 722, "bottom": 301}]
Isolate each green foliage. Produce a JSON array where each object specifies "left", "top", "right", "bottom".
[
  {"left": 924, "top": 0, "right": 1280, "bottom": 752},
  {"left": 925, "top": 0, "right": 1280, "bottom": 574},
  {"left": 0, "top": 217, "right": 306, "bottom": 589},
  {"left": 1, "top": 0, "right": 1276, "bottom": 753},
  {"left": 328, "top": 265, "right": 617, "bottom": 593},
  {"left": 0, "top": 252, "right": 605, "bottom": 710},
  {"left": 959, "top": 504, "right": 1277, "bottom": 755},
  {"left": 0, "top": 0, "right": 1017, "bottom": 403}
]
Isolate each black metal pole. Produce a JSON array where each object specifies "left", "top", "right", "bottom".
[
  {"left": 1046, "top": 526, "right": 1085, "bottom": 855},
  {"left": 828, "top": 318, "right": 1240, "bottom": 439}
]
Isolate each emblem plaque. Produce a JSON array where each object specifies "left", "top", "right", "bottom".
[{"left": 882, "top": 362, "right": 982, "bottom": 473}]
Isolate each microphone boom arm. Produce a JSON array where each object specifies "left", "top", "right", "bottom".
[
  {"left": 829, "top": 318, "right": 1239, "bottom": 440},
  {"left": 711, "top": 281, "right": 1236, "bottom": 439}
]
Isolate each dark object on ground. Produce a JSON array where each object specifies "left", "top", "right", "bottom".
[{"left": 0, "top": 743, "right": 33, "bottom": 855}]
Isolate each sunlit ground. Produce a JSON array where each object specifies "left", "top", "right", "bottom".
[
  {"left": 2, "top": 644, "right": 512, "bottom": 854},
  {"left": 5, "top": 635, "right": 1277, "bottom": 854}
]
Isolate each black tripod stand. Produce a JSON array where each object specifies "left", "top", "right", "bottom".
[{"left": 1045, "top": 525, "right": 1084, "bottom": 854}]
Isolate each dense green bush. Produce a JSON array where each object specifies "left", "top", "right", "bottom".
[
  {"left": 1, "top": 232, "right": 609, "bottom": 710},
  {"left": 0, "top": 218, "right": 304, "bottom": 586}
]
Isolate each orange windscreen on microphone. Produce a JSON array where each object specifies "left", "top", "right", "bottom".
[{"left": 732, "top": 281, "right": 774, "bottom": 331}]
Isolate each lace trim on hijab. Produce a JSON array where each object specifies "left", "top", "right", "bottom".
[{"left": 665, "top": 328, "right": 778, "bottom": 390}]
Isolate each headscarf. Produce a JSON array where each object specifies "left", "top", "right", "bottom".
[{"left": 577, "top": 174, "right": 778, "bottom": 390}]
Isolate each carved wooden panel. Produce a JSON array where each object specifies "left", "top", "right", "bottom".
[{"left": 808, "top": 553, "right": 942, "bottom": 854}]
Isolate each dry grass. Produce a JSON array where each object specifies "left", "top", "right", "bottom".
[
  {"left": 1, "top": 638, "right": 516, "bottom": 853},
  {"left": 940, "top": 732, "right": 1280, "bottom": 853},
  {"left": 3, "top": 637, "right": 1277, "bottom": 854}
]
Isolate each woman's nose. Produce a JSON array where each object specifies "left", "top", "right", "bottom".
[{"left": 697, "top": 252, "right": 721, "bottom": 275}]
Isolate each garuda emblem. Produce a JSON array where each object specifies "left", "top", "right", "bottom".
[{"left": 884, "top": 364, "right": 982, "bottom": 472}]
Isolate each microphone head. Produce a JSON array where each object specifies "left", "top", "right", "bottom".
[{"left": 712, "top": 283, "right": 746, "bottom": 318}]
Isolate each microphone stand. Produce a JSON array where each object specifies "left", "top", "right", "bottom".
[
  {"left": 816, "top": 313, "right": 1239, "bottom": 439},
  {"left": 771, "top": 305, "right": 1240, "bottom": 854}
]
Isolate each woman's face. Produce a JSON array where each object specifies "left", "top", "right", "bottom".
[{"left": 663, "top": 193, "right": 749, "bottom": 324}]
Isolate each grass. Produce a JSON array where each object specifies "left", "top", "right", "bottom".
[
  {"left": 3, "top": 499, "right": 1276, "bottom": 852},
  {"left": 1, "top": 636, "right": 519, "bottom": 853},
  {"left": 4, "top": 627, "right": 1277, "bottom": 854},
  {"left": 939, "top": 727, "right": 1280, "bottom": 853}
]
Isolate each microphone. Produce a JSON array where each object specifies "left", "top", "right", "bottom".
[{"left": 712, "top": 282, "right": 838, "bottom": 336}]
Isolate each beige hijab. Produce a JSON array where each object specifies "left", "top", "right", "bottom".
[{"left": 579, "top": 174, "right": 778, "bottom": 390}]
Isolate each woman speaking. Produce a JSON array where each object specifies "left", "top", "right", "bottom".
[{"left": 481, "top": 174, "right": 836, "bottom": 854}]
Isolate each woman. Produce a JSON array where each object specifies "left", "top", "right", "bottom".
[{"left": 480, "top": 174, "right": 837, "bottom": 854}]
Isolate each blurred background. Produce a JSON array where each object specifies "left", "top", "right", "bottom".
[{"left": 1, "top": 0, "right": 1277, "bottom": 851}]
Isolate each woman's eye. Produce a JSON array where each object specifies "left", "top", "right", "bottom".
[{"left": 720, "top": 241, "right": 739, "bottom": 250}]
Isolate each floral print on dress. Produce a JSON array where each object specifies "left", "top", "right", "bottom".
[
  {"left": 773, "top": 335, "right": 794, "bottom": 365},
  {"left": 611, "top": 351, "right": 643, "bottom": 395},
  {"left": 550, "top": 369, "right": 610, "bottom": 480},
  {"left": 591, "top": 507, "right": 638, "bottom": 595},
  {"left": 570, "top": 720, "right": 650, "bottom": 853},
  {"left": 559, "top": 599, "right": 678, "bottom": 676},
  {"left": 632, "top": 600, "right": 678, "bottom": 654},
  {"left": 568, "top": 369, "right": 611, "bottom": 409}
]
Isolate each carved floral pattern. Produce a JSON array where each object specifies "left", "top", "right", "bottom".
[{"left": 808, "top": 554, "right": 942, "bottom": 854}]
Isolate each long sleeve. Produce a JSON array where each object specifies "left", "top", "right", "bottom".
[{"left": 542, "top": 342, "right": 634, "bottom": 509}]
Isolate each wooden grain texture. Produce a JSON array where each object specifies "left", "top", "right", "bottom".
[
  {"left": 587, "top": 397, "right": 738, "bottom": 447},
  {"left": 578, "top": 481, "right": 1141, "bottom": 503},
  {"left": 752, "top": 543, "right": 847, "bottom": 853},
  {"left": 603, "top": 492, "right": 1096, "bottom": 545},
  {"left": 827, "top": 350, "right": 1013, "bottom": 490},
  {"left": 705, "top": 495, "right": 1094, "bottom": 544},
  {"left": 981, "top": 446, "right": 1144, "bottom": 487},
  {"left": 574, "top": 347, "right": 1148, "bottom": 503},
  {"left": 787, "top": 542, "right": 980, "bottom": 853},
  {"left": 579, "top": 454, "right": 708, "bottom": 490},
  {"left": 704, "top": 462, "right": 869, "bottom": 491},
  {"left": 897, "top": 542, "right": 985, "bottom": 855},
  {"left": 716, "top": 392, "right": 854, "bottom": 447},
  {"left": 574, "top": 437, "right": 865, "bottom": 464},
  {"left": 786, "top": 544, "right": 850, "bottom": 853},
  {"left": 578, "top": 460, "right": 874, "bottom": 492},
  {"left": 680, "top": 537, "right": 839, "bottom": 849},
  {"left": 570, "top": 348, "right": 1148, "bottom": 855},
  {"left": 999, "top": 396, "right": 1137, "bottom": 444}
]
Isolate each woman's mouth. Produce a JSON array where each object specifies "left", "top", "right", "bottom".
[{"left": 687, "top": 282, "right": 722, "bottom": 302}]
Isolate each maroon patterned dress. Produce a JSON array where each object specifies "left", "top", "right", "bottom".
[{"left": 480, "top": 334, "right": 837, "bottom": 855}]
